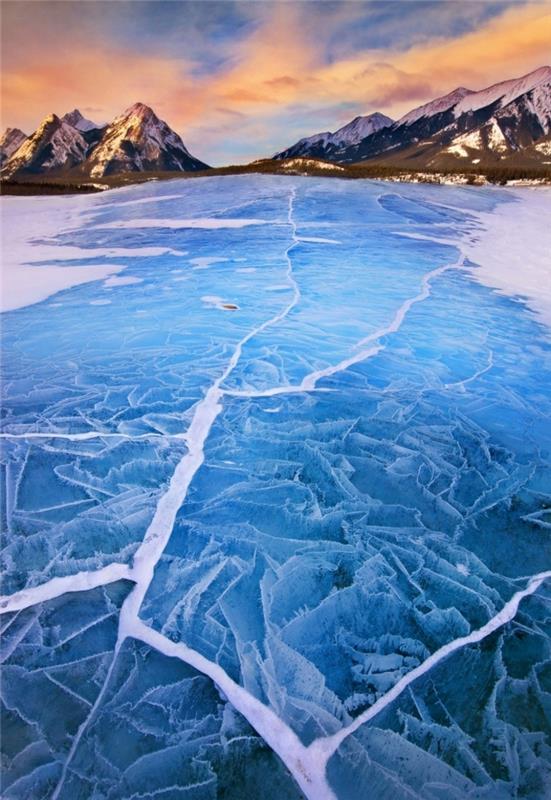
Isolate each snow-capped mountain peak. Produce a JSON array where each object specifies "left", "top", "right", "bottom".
[
  {"left": 332, "top": 112, "right": 394, "bottom": 145},
  {"left": 397, "top": 87, "right": 474, "bottom": 126},
  {"left": 111, "top": 102, "right": 165, "bottom": 130},
  {"left": 62, "top": 109, "right": 101, "bottom": 132},
  {"left": 274, "top": 112, "right": 393, "bottom": 159},
  {"left": 87, "top": 102, "right": 208, "bottom": 177},
  {"left": 278, "top": 66, "right": 550, "bottom": 168},
  {"left": 1, "top": 103, "right": 209, "bottom": 179},
  {"left": 121, "top": 102, "right": 155, "bottom": 118},
  {"left": 441, "top": 66, "right": 551, "bottom": 162}
]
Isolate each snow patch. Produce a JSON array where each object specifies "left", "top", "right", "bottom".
[
  {"left": 463, "top": 188, "right": 551, "bottom": 328},
  {"left": 103, "top": 275, "right": 143, "bottom": 287},
  {"left": 487, "top": 120, "right": 508, "bottom": 153},
  {"left": 298, "top": 236, "right": 342, "bottom": 244},
  {"left": 191, "top": 256, "right": 230, "bottom": 269},
  {"left": 0, "top": 195, "right": 125, "bottom": 312},
  {"left": 282, "top": 158, "right": 346, "bottom": 172},
  {"left": 447, "top": 144, "right": 469, "bottom": 158}
]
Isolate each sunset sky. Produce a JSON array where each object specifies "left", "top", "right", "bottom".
[{"left": 2, "top": 0, "right": 550, "bottom": 165}]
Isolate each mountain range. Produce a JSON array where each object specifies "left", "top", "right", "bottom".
[
  {"left": 1, "top": 65, "right": 550, "bottom": 182},
  {"left": 0, "top": 103, "right": 208, "bottom": 180},
  {"left": 275, "top": 65, "right": 551, "bottom": 169}
]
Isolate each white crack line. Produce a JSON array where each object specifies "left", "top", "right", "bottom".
[
  {"left": 132, "top": 569, "right": 550, "bottom": 800},
  {"left": 224, "top": 252, "right": 465, "bottom": 399},
  {"left": 0, "top": 563, "right": 134, "bottom": 614},
  {"left": 0, "top": 431, "right": 188, "bottom": 442},
  {"left": 307, "top": 568, "right": 551, "bottom": 766}
]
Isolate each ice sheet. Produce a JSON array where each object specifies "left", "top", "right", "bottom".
[{"left": 1, "top": 175, "right": 550, "bottom": 799}]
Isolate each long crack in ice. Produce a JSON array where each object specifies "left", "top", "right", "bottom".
[
  {"left": 46, "top": 185, "right": 302, "bottom": 798},
  {"left": 224, "top": 253, "right": 466, "bottom": 399},
  {"left": 306, "top": 568, "right": 551, "bottom": 767}
]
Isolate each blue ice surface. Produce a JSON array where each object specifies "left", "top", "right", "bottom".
[{"left": 1, "top": 175, "right": 550, "bottom": 799}]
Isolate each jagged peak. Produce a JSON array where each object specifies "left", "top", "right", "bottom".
[
  {"left": 64, "top": 108, "right": 84, "bottom": 120},
  {"left": 117, "top": 102, "right": 158, "bottom": 122},
  {"left": 2, "top": 126, "right": 27, "bottom": 139},
  {"left": 62, "top": 109, "right": 101, "bottom": 132},
  {"left": 38, "top": 113, "right": 61, "bottom": 129}
]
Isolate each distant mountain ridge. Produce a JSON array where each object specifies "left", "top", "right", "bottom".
[
  {"left": 1, "top": 104, "right": 208, "bottom": 179},
  {"left": 275, "top": 112, "right": 393, "bottom": 160},
  {"left": 274, "top": 66, "right": 551, "bottom": 169}
]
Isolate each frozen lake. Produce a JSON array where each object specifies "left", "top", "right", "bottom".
[{"left": 1, "top": 175, "right": 550, "bottom": 799}]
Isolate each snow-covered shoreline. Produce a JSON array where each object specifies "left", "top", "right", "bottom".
[
  {"left": 462, "top": 186, "right": 551, "bottom": 329},
  {"left": 0, "top": 193, "right": 185, "bottom": 312},
  {"left": 0, "top": 194, "right": 122, "bottom": 312}
]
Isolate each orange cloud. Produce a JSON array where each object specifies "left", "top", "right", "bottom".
[
  {"left": 203, "top": 1, "right": 551, "bottom": 126},
  {"left": 208, "top": 2, "right": 317, "bottom": 109},
  {"left": 1, "top": 48, "right": 202, "bottom": 132},
  {"left": 236, "top": 1, "right": 551, "bottom": 117}
]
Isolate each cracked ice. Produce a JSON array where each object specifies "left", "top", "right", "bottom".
[{"left": 1, "top": 176, "right": 550, "bottom": 800}]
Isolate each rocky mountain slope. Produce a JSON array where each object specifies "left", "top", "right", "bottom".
[
  {"left": 1, "top": 114, "right": 90, "bottom": 176},
  {"left": 0, "top": 128, "right": 28, "bottom": 166},
  {"left": 1, "top": 104, "right": 208, "bottom": 179}
]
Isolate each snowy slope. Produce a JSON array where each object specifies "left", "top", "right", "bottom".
[
  {"left": 307, "top": 65, "right": 551, "bottom": 166},
  {"left": 454, "top": 65, "right": 551, "bottom": 117},
  {"left": 442, "top": 69, "right": 551, "bottom": 161},
  {"left": 332, "top": 113, "right": 394, "bottom": 144},
  {"left": 397, "top": 87, "right": 473, "bottom": 126}
]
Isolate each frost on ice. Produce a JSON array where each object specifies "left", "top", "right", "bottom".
[{"left": 1, "top": 175, "right": 550, "bottom": 799}]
